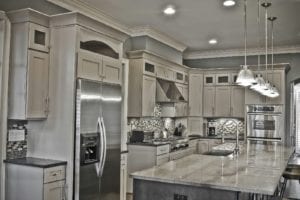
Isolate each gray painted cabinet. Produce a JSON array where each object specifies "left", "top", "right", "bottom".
[
  {"left": 189, "top": 73, "right": 203, "bottom": 116},
  {"left": 8, "top": 16, "right": 50, "bottom": 120},
  {"left": 142, "top": 75, "right": 156, "bottom": 116},
  {"left": 215, "top": 86, "right": 231, "bottom": 117},
  {"left": 203, "top": 86, "right": 216, "bottom": 117},
  {"left": 231, "top": 86, "right": 245, "bottom": 118}
]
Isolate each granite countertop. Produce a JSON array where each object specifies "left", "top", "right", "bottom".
[
  {"left": 131, "top": 144, "right": 294, "bottom": 195},
  {"left": 189, "top": 134, "right": 244, "bottom": 140},
  {"left": 127, "top": 142, "right": 170, "bottom": 147},
  {"left": 4, "top": 157, "right": 67, "bottom": 168}
]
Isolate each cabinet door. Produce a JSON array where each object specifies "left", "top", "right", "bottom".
[
  {"left": 203, "top": 87, "right": 215, "bottom": 117},
  {"left": 245, "top": 88, "right": 266, "bottom": 104},
  {"left": 28, "top": 23, "right": 49, "bottom": 53},
  {"left": 266, "top": 71, "right": 284, "bottom": 104},
  {"left": 144, "top": 61, "right": 156, "bottom": 76},
  {"left": 77, "top": 50, "right": 102, "bottom": 81},
  {"left": 189, "top": 74, "right": 203, "bottom": 116},
  {"left": 175, "top": 71, "right": 185, "bottom": 83},
  {"left": 176, "top": 83, "right": 188, "bottom": 101},
  {"left": 209, "top": 140, "right": 222, "bottom": 151},
  {"left": 142, "top": 76, "right": 156, "bottom": 116},
  {"left": 120, "top": 153, "right": 127, "bottom": 200},
  {"left": 231, "top": 87, "right": 245, "bottom": 118},
  {"left": 204, "top": 74, "right": 215, "bottom": 86},
  {"left": 102, "top": 55, "right": 122, "bottom": 85},
  {"left": 26, "top": 50, "right": 49, "bottom": 119},
  {"left": 44, "top": 181, "right": 65, "bottom": 200},
  {"left": 216, "top": 74, "right": 230, "bottom": 85},
  {"left": 215, "top": 86, "right": 231, "bottom": 117},
  {"left": 188, "top": 117, "right": 203, "bottom": 135}
]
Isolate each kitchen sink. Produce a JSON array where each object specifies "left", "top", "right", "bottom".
[{"left": 203, "top": 150, "right": 234, "bottom": 156}]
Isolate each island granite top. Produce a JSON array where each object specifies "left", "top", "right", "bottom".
[
  {"left": 4, "top": 157, "right": 67, "bottom": 168},
  {"left": 131, "top": 144, "right": 294, "bottom": 195}
]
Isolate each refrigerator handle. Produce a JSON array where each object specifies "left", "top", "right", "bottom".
[
  {"left": 95, "top": 117, "right": 103, "bottom": 177},
  {"left": 100, "top": 117, "right": 107, "bottom": 177}
]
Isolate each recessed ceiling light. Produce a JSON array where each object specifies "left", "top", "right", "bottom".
[
  {"left": 209, "top": 39, "right": 218, "bottom": 45},
  {"left": 223, "top": 0, "right": 236, "bottom": 7},
  {"left": 163, "top": 5, "right": 176, "bottom": 15}
]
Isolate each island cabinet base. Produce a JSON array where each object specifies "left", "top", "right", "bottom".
[{"left": 133, "top": 179, "right": 245, "bottom": 200}]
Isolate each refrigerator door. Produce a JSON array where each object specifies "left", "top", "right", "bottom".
[
  {"left": 99, "top": 84, "right": 122, "bottom": 200},
  {"left": 75, "top": 79, "right": 103, "bottom": 200}
]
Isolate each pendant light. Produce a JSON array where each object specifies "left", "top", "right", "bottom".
[
  {"left": 236, "top": 0, "right": 256, "bottom": 87},
  {"left": 251, "top": 0, "right": 266, "bottom": 92},
  {"left": 268, "top": 16, "right": 279, "bottom": 98},
  {"left": 260, "top": 1, "right": 272, "bottom": 96}
]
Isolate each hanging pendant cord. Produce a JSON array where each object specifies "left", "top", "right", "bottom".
[
  {"left": 257, "top": 0, "right": 261, "bottom": 71},
  {"left": 261, "top": 2, "right": 271, "bottom": 81},
  {"left": 244, "top": 0, "right": 247, "bottom": 66}
]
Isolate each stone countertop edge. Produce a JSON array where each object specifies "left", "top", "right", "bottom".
[
  {"left": 127, "top": 142, "right": 170, "bottom": 147},
  {"left": 131, "top": 145, "right": 295, "bottom": 195},
  {"left": 4, "top": 157, "right": 67, "bottom": 168}
]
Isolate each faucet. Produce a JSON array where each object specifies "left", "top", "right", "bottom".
[{"left": 221, "top": 119, "right": 240, "bottom": 155}]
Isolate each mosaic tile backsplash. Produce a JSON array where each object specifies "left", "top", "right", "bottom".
[
  {"left": 208, "top": 118, "right": 244, "bottom": 136},
  {"left": 6, "top": 120, "right": 28, "bottom": 160}
]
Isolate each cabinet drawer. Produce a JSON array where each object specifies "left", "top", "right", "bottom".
[
  {"left": 44, "top": 166, "right": 65, "bottom": 183},
  {"left": 156, "top": 154, "right": 169, "bottom": 165},
  {"left": 156, "top": 145, "right": 170, "bottom": 155}
]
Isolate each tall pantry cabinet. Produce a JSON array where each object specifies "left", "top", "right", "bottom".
[
  {"left": 23, "top": 12, "right": 129, "bottom": 200},
  {"left": 7, "top": 9, "right": 50, "bottom": 120}
]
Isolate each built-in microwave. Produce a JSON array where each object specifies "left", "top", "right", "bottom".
[{"left": 246, "top": 105, "right": 283, "bottom": 141}]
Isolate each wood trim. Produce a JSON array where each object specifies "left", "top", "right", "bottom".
[
  {"left": 46, "top": 0, "right": 187, "bottom": 52},
  {"left": 184, "top": 45, "right": 300, "bottom": 59}
]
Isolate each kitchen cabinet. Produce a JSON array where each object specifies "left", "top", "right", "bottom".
[
  {"left": 175, "top": 71, "right": 185, "bottom": 83},
  {"left": 8, "top": 11, "right": 50, "bottom": 120},
  {"left": 231, "top": 86, "right": 245, "bottom": 118},
  {"left": 77, "top": 50, "right": 122, "bottom": 84},
  {"left": 127, "top": 144, "right": 170, "bottom": 193},
  {"left": 215, "top": 86, "right": 231, "bottom": 117},
  {"left": 203, "top": 86, "right": 216, "bottom": 117},
  {"left": 142, "top": 76, "right": 156, "bottom": 116},
  {"left": 188, "top": 117, "right": 203, "bottom": 135},
  {"left": 216, "top": 73, "right": 230, "bottom": 85},
  {"left": 188, "top": 139, "right": 198, "bottom": 153},
  {"left": 5, "top": 161, "right": 66, "bottom": 200},
  {"left": 143, "top": 61, "right": 156, "bottom": 76},
  {"left": 77, "top": 50, "right": 103, "bottom": 81},
  {"left": 204, "top": 74, "right": 215, "bottom": 86},
  {"left": 169, "top": 148, "right": 193, "bottom": 161},
  {"left": 188, "top": 73, "right": 203, "bottom": 116},
  {"left": 128, "top": 59, "right": 157, "bottom": 117}
]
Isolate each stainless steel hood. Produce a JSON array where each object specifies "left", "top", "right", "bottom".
[{"left": 156, "top": 79, "right": 186, "bottom": 103}]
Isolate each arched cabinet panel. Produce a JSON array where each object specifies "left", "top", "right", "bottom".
[{"left": 80, "top": 40, "right": 119, "bottom": 59}]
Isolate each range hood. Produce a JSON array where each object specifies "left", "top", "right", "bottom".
[{"left": 156, "top": 79, "right": 186, "bottom": 103}]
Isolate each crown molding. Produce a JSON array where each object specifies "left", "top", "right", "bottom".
[
  {"left": 131, "top": 26, "right": 187, "bottom": 52},
  {"left": 184, "top": 45, "right": 300, "bottom": 59},
  {"left": 47, "top": 0, "right": 187, "bottom": 52}
]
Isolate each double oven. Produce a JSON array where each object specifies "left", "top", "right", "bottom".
[{"left": 247, "top": 105, "right": 284, "bottom": 143}]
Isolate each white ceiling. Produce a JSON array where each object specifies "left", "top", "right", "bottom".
[{"left": 76, "top": 0, "right": 300, "bottom": 53}]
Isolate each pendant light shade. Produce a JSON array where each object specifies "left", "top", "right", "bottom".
[
  {"left": 250, "top": 73, "right": 265, "bottom": 91},
  {"left": 236, "top": 65, "right": 256, "bottom": 86}
]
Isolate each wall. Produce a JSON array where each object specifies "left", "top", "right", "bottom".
[
  {"left": 184, "top": 53, "right": 300, "bottom": 144},
  {"left": 125, "top": 36, "right": 183, "bottom": 65},
  {"left": 0, "top": 0, "right": 68, "bottom": 15}
]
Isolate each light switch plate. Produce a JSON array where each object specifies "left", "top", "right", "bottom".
[{"left": 8, "top": 129, "right": 25, "bottom": 141}]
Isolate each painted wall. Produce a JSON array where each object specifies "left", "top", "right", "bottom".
[
  {"left": 125, "top": 36, "right": 183, "bottom": 64},
  {"left": 184, "top": 53, "right": 300, "bottom": 144},
  {"left": 0, "top": 0, "right": 68, "bottom": 15}
]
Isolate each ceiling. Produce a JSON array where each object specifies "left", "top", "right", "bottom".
[{"left": 73, "top": 0, "right": 300, "bottom": 54}]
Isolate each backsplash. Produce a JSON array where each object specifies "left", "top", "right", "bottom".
[
  {"left": 207, "top": 118, "right": 244, "bottom": 136},
  {"left": 6, "top": 120, "right": 28, "bottom": 160}
]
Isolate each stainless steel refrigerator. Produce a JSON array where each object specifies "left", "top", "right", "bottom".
[{"left": 74, "top": 79, "right": 122, "bottom": 200}]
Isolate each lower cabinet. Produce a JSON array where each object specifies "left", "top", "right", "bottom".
[
  {"left": 127, "top": 144, "right": 170, "bottom": 193},
  {"left": 5, "top": 163, "right": 66, "bottom": 200},
  {"left": 120, "top": 153, "right": 128, "bottom": 200}
]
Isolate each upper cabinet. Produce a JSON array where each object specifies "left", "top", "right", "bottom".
[
  {"left": 189, "top": 73, "right": 203, "bottom": 116},
  {"left": 156, "top": 65, "right": 175, "bottom": 81},
  {"left": 8, "top": 10, "right": 50, "bottom": 120},
  {"left": 204, "top": 74, "right": 215, "bottom": 86},
  {"left": 77, "top": 50, "right": 122, "bottom": 85},
  {"left": 203, "top": 87, "right": 216, "bottom": 117},
  {"left": 215, "top": 86, "right": 231, "bottom": 116},
  {"left": 144, "top": 62, "right": 156, "bottom": 77},
  {"left": 216, "top": 73, "right": 230, "bottom": 85},
  {"left": 231, "top": 86, "right": 245, "bottom": 118}
]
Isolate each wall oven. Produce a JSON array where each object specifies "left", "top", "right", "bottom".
[{"left": 247, "top": 105, "right": 283, "bottom": 141}]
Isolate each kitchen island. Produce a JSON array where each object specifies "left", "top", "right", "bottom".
[{"left": 131, "top": 143, "right": 294, "bottom": 200}]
